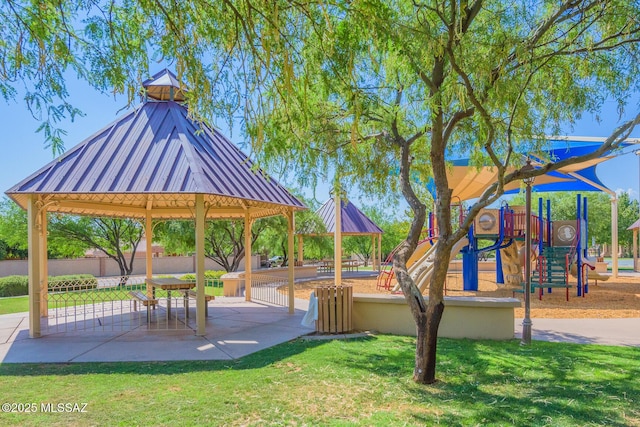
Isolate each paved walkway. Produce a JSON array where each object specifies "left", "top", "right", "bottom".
[{"left": 514, "top": 317, "right": 640, "bottom": 346}]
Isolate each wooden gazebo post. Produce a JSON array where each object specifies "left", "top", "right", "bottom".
[
  {"left": 27, "top": 195, "right": 42, "bottom": 338},
  {"left": 145, "top": 207, "right": 153, "bottom": 299},
  {"left": 377, "top": 232, "right": 382, "bottom": 272},
  {"left": 634, "top": 229, "right": 638, "bottom": 271},
  {"left": 244, "top": 212, "right": 253, "bottom": 302},
  {"left": 287, "top": 208, "right": 295, "bottom": 314},
  {"left": 39, "top": 206, "right": 48, "bottom": 317},
  {"left": 195, "top": 194, "right": 206, "bottom": 336}
]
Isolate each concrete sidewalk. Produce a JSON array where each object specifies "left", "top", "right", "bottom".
[{"left": 514, "top": 317, "right": 640, "bottom": 346}]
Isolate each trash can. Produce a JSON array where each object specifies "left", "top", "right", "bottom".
[{"left": 315, "top": 285, "right": 352, "bottom": 333}]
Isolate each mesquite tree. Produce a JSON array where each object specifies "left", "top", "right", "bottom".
[{"left": 248, "top": 1, "right": 640, "bottom": 384}]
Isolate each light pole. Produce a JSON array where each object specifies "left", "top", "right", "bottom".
[{"left": 521, "top": 160, "right": 536, "bottom": 345}]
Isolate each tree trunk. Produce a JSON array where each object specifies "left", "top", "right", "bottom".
[
  {"left": 419, "top": 300, "right": 445, "bottom": 383},
  {"left": 114, "top": 259, "right": 128, "bottom": 286}
]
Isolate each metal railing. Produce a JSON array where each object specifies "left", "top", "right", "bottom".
[
  {"left": 249, "top": 274, "right": 289, "bottom": 308},
  {"left": 43, "top": 276, "right": 192, "bottom": 334}
]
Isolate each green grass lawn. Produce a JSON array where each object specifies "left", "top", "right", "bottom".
[
  {"left": 0, "top": 286, "right": 223, "bottom": 315},
  {"left": 0, "top": 336, "right": 638, "bottom": 426}
]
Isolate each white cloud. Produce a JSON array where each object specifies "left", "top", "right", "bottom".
[{"left": 615, "top": 188, "right": 635, "bottom": 198}]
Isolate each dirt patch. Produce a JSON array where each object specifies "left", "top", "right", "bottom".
[{"left": 283, "top": 272, "right": 640, "bottom": 319}]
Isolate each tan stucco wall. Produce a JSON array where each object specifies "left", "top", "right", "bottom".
[
  {"left": 0, "top": 255, "right": 260, "bottom": 277},
  {"left": 352, "top": 294, "right": 520, "bottom": 340}
]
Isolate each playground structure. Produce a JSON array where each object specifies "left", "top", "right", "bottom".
[{"left": 377, "top": 194, "right": 608, "bottom": 300}]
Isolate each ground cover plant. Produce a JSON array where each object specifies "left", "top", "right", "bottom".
[{"left": 0, "top": 336, "right": 637, "bottom": 426}]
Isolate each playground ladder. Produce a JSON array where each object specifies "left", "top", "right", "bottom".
[{"left": 534, "top": 246, "right": 572, "bottom": 301}]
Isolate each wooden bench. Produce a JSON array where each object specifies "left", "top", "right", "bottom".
[
  {"left": 129, "top": 291, "right": 159, "bottom": 322},
  {"left": 183, "top": 289, "right": 215, "bottom": 317}
]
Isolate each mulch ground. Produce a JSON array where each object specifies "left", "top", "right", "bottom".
[{"left": 284, "top": 272, "right": 640, "bottom": 319}]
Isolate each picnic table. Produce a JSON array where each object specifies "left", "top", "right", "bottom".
[{"left": 146, "top": 278, "right": 196, "bottom": 319}]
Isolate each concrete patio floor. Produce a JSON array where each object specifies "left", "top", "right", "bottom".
[{"left": 0, "top": 297, "right": 315, "bottom": 363}]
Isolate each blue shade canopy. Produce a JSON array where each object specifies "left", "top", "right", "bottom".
[{"left": 433, "top": 137, "right": 633, "bottom": 200}]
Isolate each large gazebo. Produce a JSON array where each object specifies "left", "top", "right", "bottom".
[{"left": 6, "top": 69, "right": 305, "bottom": 338}]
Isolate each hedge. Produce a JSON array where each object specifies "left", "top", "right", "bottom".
[
  {"left": 180, "top": 270, "right": 225, "bottom": 286},
  {"left": 0, "top": 274, "right": 98, "bottom": 297},
  {"left": 0, "top": 275, "right": 29, "bottom": 297}
]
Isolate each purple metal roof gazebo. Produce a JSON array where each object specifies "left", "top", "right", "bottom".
[
  {"left": 6, "top": 69, "right": 305, "bottom": 338},
  {"left": 315, "top": 197, "right": 383, "bottom": 235},
  {"left": 296, "top": 196, "right": 383, "bottom": 281}
]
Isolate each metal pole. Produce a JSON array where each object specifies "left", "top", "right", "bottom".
[{"left": 521, "top": 180, "right": 533, "bottom": 345}]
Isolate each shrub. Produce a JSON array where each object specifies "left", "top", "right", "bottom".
[
  {"left": 0, "top": 275, "right": 29, "bottom": 297},
  {"left": 180, "top": 270, "right": 225, "bottom": 286}
]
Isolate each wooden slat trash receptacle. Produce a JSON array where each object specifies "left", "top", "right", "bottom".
[{"left": 315, "top": 285, "right": 352, "bottom": 333}]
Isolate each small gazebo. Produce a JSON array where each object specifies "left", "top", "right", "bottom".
[
  {"left": 297, "top": 196, "right": 383, "bottom": 283},
  {"left": 6, "top": 69, "right": 305, "bottom": 338}
]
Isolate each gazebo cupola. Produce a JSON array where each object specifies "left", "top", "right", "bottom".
[{"left": 142, "top": 69, "right": 187, "bottom": 102}]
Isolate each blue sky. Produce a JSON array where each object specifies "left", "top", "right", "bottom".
[{"left": 1, "top": 76, "right": 639, "bottom": 206}]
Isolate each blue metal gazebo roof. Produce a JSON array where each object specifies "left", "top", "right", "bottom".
[{"left": 6, "top": 70, "right": 305, "bottom": 219}]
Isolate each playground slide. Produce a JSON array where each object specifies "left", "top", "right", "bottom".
[
  {"left": 393, "top": 237, "right": 469, "bottom": 293},
  {"left": 406, "top": 239, "right": 434, "bottom": 269},
  {"left": 499, "top": 242, "right": 538, "bottom": 287},
  {"left": 500, "top": 242, "right": 523, "bottom": 287},
  {"left": 569, "top": 263, "right": 610, "bottom": 281}
]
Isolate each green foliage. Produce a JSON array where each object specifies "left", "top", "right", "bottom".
[
  {"left": 180, "top": 270, "right": 226, "bottom": 280},
  {"left": 298, "top": 235, "right": 333, "bottom": 261},
  {"left": 0, "top": 275, "right": 29, "bottom": 297},
  {"left": 0, "top": 198, "right": 88, "bottom": 259},
  {"left": 154, "top": 221, "right": 195, "bottom": 256},
  {"left": 49, "top": 215, "right": 144, "bottom": 276},
  {"left": 157, "top": 217, "right": 279, "bottom": 272},
  {"left": 0, "top": 239, "right": 28, "bottom": 260},
  {"left": 0, "top": 198, "right": 28, "bottom": 257},
  {"left": 180, "top": 270, "right": 225, "bottom": 286},
  {"left": 256, "top": 195, "right": 330, "bottom": 263}
]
